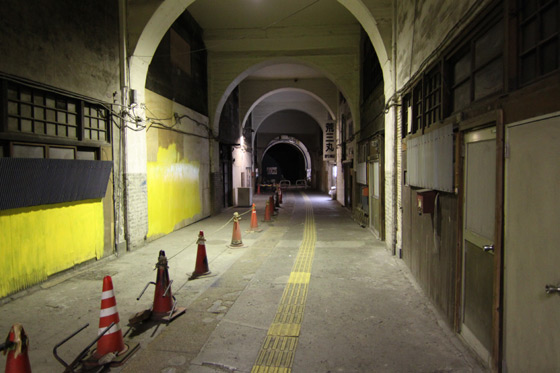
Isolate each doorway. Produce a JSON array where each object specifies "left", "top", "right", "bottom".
[
  {"left": 503, "top": 113, "right": 560, "bottom": 371},
  {"left": 343, "top": 162, "right": 353, "bottom": 208},
  {"left": 461, "top": 126, "right": 496, "bottom": 364},
  {"left": 368, "top": 160, "right": 382, "bottom": 239}
]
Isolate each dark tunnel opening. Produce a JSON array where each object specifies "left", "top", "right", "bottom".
[{"left": 262, "top": 143, "right": 306, "bottom": 184}]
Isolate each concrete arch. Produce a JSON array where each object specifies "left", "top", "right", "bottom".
[
  {"left": 128, "top": 0, "right": 393, "bottom": 111},
  {"left": 210, "top": 57, "right": 348, "bottom": 135},
  {"left": 253, "top": 108, "right": 323, "bottom": 154},
  {"left": 243, "top": 87, "right": 335, "bottom": 134},
  {"left": 262, "top": 136, "right": 312, "bottom": 172},
  {"left": 337, "top": 0, "right": 393, "bottom": 93}
]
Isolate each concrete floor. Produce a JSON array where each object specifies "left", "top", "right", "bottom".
[{"left": 0, "top": 191, "right": 487, "bottom": 372}]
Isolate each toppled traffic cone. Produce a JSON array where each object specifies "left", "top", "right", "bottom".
[
  {"left": 229, "top": 212, "right": 244, "bottom": 247},
  {"left": 3, "top": 323, "right": 31, "bottom": 373},
  {"left": 84, "top": 276, "right": 138, "bottom": 367},
  {"left": 263, "top": 199, "right": 272, "bottom": 222},
  {"left": 190, "top": 231, "right": 211, "bottom": 279},
  {"left": 247, "top": 203, "right": 261, "bottom": 232}
]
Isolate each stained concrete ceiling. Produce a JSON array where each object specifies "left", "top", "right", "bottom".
[
  {"left": 188, "top": 0, "right": 358, "bottom": 31},
  {"left": 186, "top": 0, "right": 369, "bottom": 138},
  {"left": 188, "top": 0, "right": 357, "bottom": 80}
]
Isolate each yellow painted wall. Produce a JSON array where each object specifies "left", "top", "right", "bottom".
[
  {"left": 147, "top": 143, "right": 202, "bottom": 237},
  {"left": 0, "top": 200, "right": 104, "bottom": 298}
]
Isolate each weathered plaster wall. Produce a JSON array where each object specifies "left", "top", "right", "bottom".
[
  {"left": 0, "top": 0, "right": 120, "bottom": 102},
  {"left": 396, "top": 0, "right": 492, "bottom": 91},
  {"left": 0, "top": 200, "right": 104, "bottom": 298},
  {"left": 145, "top": 89, "right": 211, "bottom": 239},
  {"left": 0, "top": 1, "right": 119, "bottom": 296}
]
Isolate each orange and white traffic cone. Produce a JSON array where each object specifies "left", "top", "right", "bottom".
[
  {"left": 229, "top": 212, "right": 244, "bottom": 247},
  {"left": 263, "top": 199, "right": 271, "bottom": 222},
  {"left": 83, "top": 276, "right": 138, "bottom": 367},
  {"left": 3, "top": 323, "right": 31, "bottom": 373},
  {"left": 190, "top": 231, "right": 211, "bottom": 279},
  {"left": 94, "top": 276, "right": 126, "bottom": 360}
]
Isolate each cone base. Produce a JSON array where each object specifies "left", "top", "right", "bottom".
[
  {"left": 189, "top": 270, "right": 212, "bottom": 280},
  {"left": 228, "top": 241, "right": 244, "bottom": 248},
  {"left": 152, "top": 306, "right": 186, "bottom": 322},
  {"left": 129, "top": 309, "right": 152, "bottom": 325},
  {"left": 84, "top": 342, "right": 139, "bottom": 368}
]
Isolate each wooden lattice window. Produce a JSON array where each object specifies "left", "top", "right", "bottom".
[{"left": 519, "top": 0, "right": 559, "bottom": 84}]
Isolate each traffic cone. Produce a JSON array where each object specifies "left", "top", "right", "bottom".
[
  {"left": 257, "top": 184, "right": 261, "bottom": 195},
  {"left": 263, "top": 199, "right": 271, "bottom": 222},
  {"left": 248, "top": 203, "right": 261, "bottom": 231},
  {"left": 269, "top": 195, "right": 277, "bottom": 216},
  {"left": 152, "top": 251, "right": 185, "bottom": 321},
  {"left": 278, "top": 187, "right": 283, "bottom": 204},
  {"left": 129, "top": 251, "right": 186, "bottom": 324},
  {"left": 190, "top": 231, "right": 211, "bottom": 279},
  {"left": 275, "top": 189, "right": 280, "bottom": 208},
  {"left": 82, "top": 276, "right": 139, "bottom": 367},
  {"left": 94, "top": 276, "right": 126, "bottom": 360},
  {"left": 229, "top": 212, "right": 244, "bottom": 247},
  {"left": 3, "top": 323, "right": 31, "bottom": 373}
]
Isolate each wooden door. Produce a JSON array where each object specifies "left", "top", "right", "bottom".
[{"left": 461, "top": 127, "right": 496, "bottom": 364}]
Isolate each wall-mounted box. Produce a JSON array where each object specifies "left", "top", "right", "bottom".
[
  {"left": 416, "top": 189, "right": 437, "bottom": 215},
  {"left": 237, "top": 187, "right": 252, "bottom": 207}
]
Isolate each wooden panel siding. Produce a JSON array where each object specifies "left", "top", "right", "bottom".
[{"left": 402, "top": 183, "right": 458, "bottom": 326}]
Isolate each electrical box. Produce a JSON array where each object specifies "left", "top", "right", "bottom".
[
  {"left": 237, "top": 187, "right": 252, "bottom": 207},
  {"left": 416, "top": 190, "right": 437, "bottom": 215}
]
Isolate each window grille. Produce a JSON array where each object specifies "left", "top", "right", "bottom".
[{"left": 518, "top": 0, "right": 559, "bottom": 84}]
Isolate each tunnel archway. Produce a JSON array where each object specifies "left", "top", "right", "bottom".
[{"left": 261, "top": 143, "right": 306, "bottom": 185}]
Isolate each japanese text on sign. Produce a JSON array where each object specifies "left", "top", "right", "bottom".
[{"left": 323, "top": 121, "right": 336, "bottom": 161}]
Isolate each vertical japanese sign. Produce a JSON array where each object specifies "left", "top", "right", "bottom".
[{"left": 323, "top": 121, "right": 336, "bottom": 161}]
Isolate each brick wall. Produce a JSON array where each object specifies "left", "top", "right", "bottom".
[{"left": 125, "top": 173, "right": 148, "bottom": 249}]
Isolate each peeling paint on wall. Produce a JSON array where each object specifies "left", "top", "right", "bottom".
[
  {"left": 147, "top": 144, "right": 201, "bottom": 237},
  {"left": 0, "top": 200, "right": 104, "bottom": 298}
]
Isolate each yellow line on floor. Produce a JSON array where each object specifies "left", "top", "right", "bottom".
[{"left": 252, "top": 193, "right": 316, "bottom": 373}]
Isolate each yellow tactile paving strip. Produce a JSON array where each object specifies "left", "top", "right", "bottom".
[{"left": 252, "top": 194, "right": 316, "bottom": 373}]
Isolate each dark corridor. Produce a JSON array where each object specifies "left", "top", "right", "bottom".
[{"left": 262, "top": 143, "right": 306, "bottom": 184}]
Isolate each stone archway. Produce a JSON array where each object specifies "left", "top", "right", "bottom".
[
  {"left": 127, "top": 0, "right": 393, "bottom": 116},
  {"left": 262, "top": 136, "right": 312, "bottom": 172}
]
